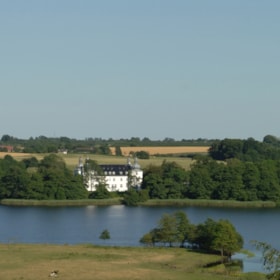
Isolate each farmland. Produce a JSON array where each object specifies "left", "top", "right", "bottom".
[
  {"left": 0, "top": 147, "right": 203, "bottom": 170},
  {"left": 110, "top": 146, "right": 210, "bottom": 156}
]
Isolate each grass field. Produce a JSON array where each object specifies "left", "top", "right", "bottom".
[{"left": 0, "top": 244, "right": 265, "bottom": 280}]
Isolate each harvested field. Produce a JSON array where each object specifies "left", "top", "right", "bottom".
[
  {"left": 111, "top": 146, "right": 210, "bottom": 156},
  {"left": 0, "top": 152, "right": 45, "bottom": 161}
]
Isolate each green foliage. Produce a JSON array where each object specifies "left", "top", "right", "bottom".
[
  {"left": 140, "top": 211, "right": 192, "bottom": 248},
  {"left": 186, "top": 159, "right": 280, "bottom": 202},
  {"left": 209, "top": 137, "right": 280, "bottom": 162},
  {"left": 134, "top": 150, "right": 150, "bottom": 159},
  {"left": 263, "top": 135, "right": 280, "bottom": 147},
  {"left": 22, "top": 157, "right": 39, "bottom": 168},
  {"left": 0, "top": 154, "right": 88, "bottom": 200},
  {"left": 192, "top": 218, "right": 243, "bottom": 259},
  {"left": 210, "top": 220, "right": 243, "bottom": 260},
  {"left": 142, "top": 161, "right": 188, "bottom": 199},
  {"left": 122, "top": 188, "right": 149, "bottom": 206},
  {"left": 252, "top": 241, "right": 280, "bottom": 279},
  {"left": 114, "top": 146, "right": 122, "bottom": 156},
  {"left": 157, "top": 213, "right": 178, "bottom": 246},
  {"left": 99, "top": 229, "right": 111, "bottom": 240},
  {"left": 89, "top": 185, "right": 111, "bottom": 199}
]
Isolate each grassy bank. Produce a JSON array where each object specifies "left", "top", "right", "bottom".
[
  {"left": 0, "top": 198, "right": 123, "bottom": 207},
  {"left": 0, "top": 243, "right": 265, "bottom": 280},
  {"left": 0, "top": 198, "right": 277, "bottom": 208},
  {"left": 140, "top": 199, "right": 277, "bottom": 208}
]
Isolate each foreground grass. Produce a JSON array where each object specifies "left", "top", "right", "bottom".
[{"left": 0, "top": 244, "right": 265, "bottom": 280}]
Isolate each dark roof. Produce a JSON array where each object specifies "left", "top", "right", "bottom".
[{"left": 99, "top": 164, "right": 132, "bottom": 175}]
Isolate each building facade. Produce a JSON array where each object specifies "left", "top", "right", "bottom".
[{"left": 74, "top": 157, "right": 143, "bottom": 192}]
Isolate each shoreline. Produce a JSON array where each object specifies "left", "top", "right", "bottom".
[{"left": 0, "top": 198, "right": 277, "bottom": 208}]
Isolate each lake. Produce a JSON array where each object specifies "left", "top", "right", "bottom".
[{"left": 0, "top": 204, "right": 279, "bottom": 273}]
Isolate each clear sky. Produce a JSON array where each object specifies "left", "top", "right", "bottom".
[{"left": 1, "top": 0, "right": 279, "bottom": 141}]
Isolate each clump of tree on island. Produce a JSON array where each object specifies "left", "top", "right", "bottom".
[{"left": 140, "top": 211, "right": 243, "bottom": 263}]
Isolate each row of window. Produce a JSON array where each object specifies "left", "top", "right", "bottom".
[
  {"left": 104, "top": 171, "right": 128, "bottom": 175},
  {"left": 107, "top": 177, "right": 128, "bottom": 182}
]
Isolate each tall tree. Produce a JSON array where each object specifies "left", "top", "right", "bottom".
[
  {"left": 211, "top": 219, "right": 243, "bottom": 261},
  {"left": 157, "top": 213, "right": 177, "bottom": 247},
  {"left": 174, "top": 211, "right": 191, "bottom": 247}
]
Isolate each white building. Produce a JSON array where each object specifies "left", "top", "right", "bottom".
[{"left": 74, "top": 157, "right": 143, "bottom": 192}]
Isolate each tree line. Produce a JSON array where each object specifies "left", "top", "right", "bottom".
[
  {"left": 209, "top": 136, "right": 280, "bottom": 161},
  {"left": 0, "top": 134, "right": 212, "bottom": 154},
  {"left": 125, "top": 156, "right": 280, "bottom": 204}
]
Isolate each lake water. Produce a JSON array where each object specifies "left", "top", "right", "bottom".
[{"left": 0, "top": 204, "right": 279, "bottom": 273}]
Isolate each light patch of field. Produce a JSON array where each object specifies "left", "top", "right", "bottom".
[{"left": 110, "top": 146, "right": 209, "bottom": 156}]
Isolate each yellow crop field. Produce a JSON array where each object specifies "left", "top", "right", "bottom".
[
  {"left": 110, "top": 146, "right": 209, "bottom": 156},
  {"left": 0, "top": 152, "right": 46, "bottom": 161}
]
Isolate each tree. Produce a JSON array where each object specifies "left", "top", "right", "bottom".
[
  {"left": 89, "top": 184, "right": 111, "bottom": 199},
  {"left": 38, "top": 155, "right": 88, "bottom": 200},
  {"left": 123, "top": 188, "right": 141, "bottom": 206},
  {"left": 135, "top": 151, "right": 150, "bottom": 159},
  {"left": 99, "top": 229, "right": 110, "bottom": 241},
  {"left": 0, "top": 165, "right": 30, "bottom": 199},
  {"left": 83, "top": 159, "right": 106, "bottom": 191},
  {"left": 263, "top": 135, "right": 280, "bottom": 147},
  {"left": 115, "top": 146, "right": 122, "bottom": 156},
  {"left": 142, "top": 165, "right": 166, "bottom": 199},
  {"left": 211, "top": 219, "right": 243, "bottom": 261},
  {"left": 22, "top": 157, "right": 39, "bottom": 168},
  {"left": 174, "top": 211, "right": 191, "bottom": 247},
  {"left": 1, "top": 134, "right": 14, "bottom": 142},
  {"left": 157, "top": 213, "right": 178, "bottom": 247},
  {"left": 252, "top": 241, "right": 280, "bottom": 279},
  {"left": 139, "top": 228, "right": 161, "bottom": 247},
  {"left": 193, "top": 218, "right": 243, "bottom": 261}
]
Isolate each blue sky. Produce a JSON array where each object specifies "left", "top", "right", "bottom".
[{"left": 1, "top": 0, "right": 280, "bottom": 140}]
